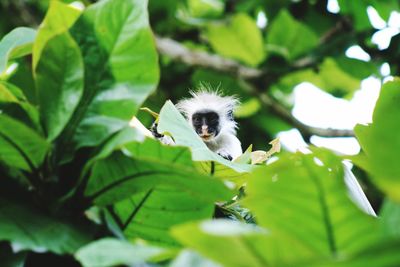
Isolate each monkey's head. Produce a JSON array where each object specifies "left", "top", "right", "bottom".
[{"left": 176, "top": 89, "right": 238, "bottom": 142}]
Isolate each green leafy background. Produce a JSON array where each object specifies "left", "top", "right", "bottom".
[{"left": 0, "top": 0, "right": 399, "bottom": 266}]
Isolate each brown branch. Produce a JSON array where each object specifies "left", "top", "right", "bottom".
[
  {"left": 155, "top": 35, "right": 263, "bottom": 79},
  {"left": 155, "top": 35, "right": 355, "bottom": 138}
]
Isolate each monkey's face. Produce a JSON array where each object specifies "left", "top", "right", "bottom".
[{"left": 192, "top": 111, "right": 220, "bottom": 142}]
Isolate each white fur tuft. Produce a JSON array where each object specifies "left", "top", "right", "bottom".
[{"left": 175, "top": 88, "right": 239, "bottom": 136}]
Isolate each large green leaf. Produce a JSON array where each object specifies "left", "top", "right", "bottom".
[
  {"left": 0, "top": 27, "right": 36, "bottom": 74},
  {"left": 35, "top": 32, "right": 84, "bottom": 141},
  {"left": 56, "top": 0, "right": 159, "bottom": 160},
  {"left": 172, "top": 219, "right": 271, "bottom": 267},
  {"left": 75, "top": 238, "right": 167, "bottom": 267},
  {"left": 157, "top": 101, "right": 253, "bottom": 176},
  {"left": 0, "top": 115, "right": 49, "bottom": 171},
  {"left": 32, "top": 1, "right": 82, "bottom": 70},
  {"left": 85, "top": 138, "right": 233, "bottom": 206},
  {"left": 173, "top": 150, "right": 383, "bottom": 267},
  {"left": 354, "top": 79, "right": 400, "bottom": 201},
  {"left": 85, "top": 138, "right": 232, "bottom": 244},
  {"left": 0, "top": 197, "right": 91, "bottom": 255},
  {"left": 110, "top": 186, "right": 215, "bottom": 245},
  {"left": 243, "top": 150, "right": 380, "bottom": 260},
  {"left": 205, "top": 13, "right": 265, "bottom": 66},
  {"left": 308, "top": 240, "right": 400, "bottom": 267},
  {"left": 266, "top": 10, "right": 318, "bottom": 61}
]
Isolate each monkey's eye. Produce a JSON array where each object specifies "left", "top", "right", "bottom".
[{"left": 192, "top": 116, "right": 201, "bottom": 123}]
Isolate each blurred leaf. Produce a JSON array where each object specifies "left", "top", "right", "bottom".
[
  {"left": 57, "top": 0, "right": 159, "bottom": 159},
  {"left": 337, "top": 1, "right": 371, "bottom": 30},
  {"left": 32, "top": 1, "right": 82, "bottom": 70},
  {"left": 354, "top": 79, "right": 400, "bottom": 201},
  {"left": 234, "top": 98, "right": 261, "bottom": 118},
  {"left": 318, "top": 58, "right": 361, "bottom": 96},
  {"left": 308, "top": 240, "right": 400, "bottom": 267},
  {"left": 0, "top": 197, "right": 91, "bottom": 255},
  {"left": 170, "top": 250, "right": 222, "bottom": 267},
  {"left": 185, "top": 0, "right": 224, "bottom": 19},
  {"left": 172, "top": 219, "right": 271, "bottom": 267},
  {"left": 0, "top": 27, "right": 36, "bottom": 74},
  {"left": 0, "top": 115, "right": 49, "bottom": 171},
  {"left": 274, "top": 57, "right": 370, "bottom": 96},
  {"left": 335, "top": 57, "right": 378, "bottom": 80},
  {"left": 75, "top": 238, "right": 166, "bottom": 267},
  {"left": 206, "top": 13, "right": 265, "bottom": 66},
  {"left": 371, "top": 0, "right": 400, "bottom": 21},
  {"left": 0, "top": 244, "right": 27, "bottom": 267},
  {"left": 266, "top": 10, "right": 318, "bottom": 61},
  {"left": 379, "top": 199, "right": 400, "bottom": 238},
  {"left": 243, "top": 150, "right": 380, "bottom": 261}
]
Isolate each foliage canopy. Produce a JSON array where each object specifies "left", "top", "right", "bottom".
[{"left": 0, "top": 0, "right": 400, "bottom": 266}]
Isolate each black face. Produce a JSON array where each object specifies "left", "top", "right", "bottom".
[{"left": 192, "top": 111, "right": 220, "bottom": 141}]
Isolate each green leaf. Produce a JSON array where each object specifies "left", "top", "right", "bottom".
[
  {"left": 354, "top": 79, "right": 400, "bottom": 201},
  {"left": 111, "top": 186, "right": 215, "bottom": 246},
  {"left": 379, "top": 199, "right": 400, "bottom": 238},
  {"left": 170, "top": 250, "right": 222, "bottom": 267},
  {"left": 187, "top": 0, "right": 224, "bottom": 19},
  {"left": 0, "top": 197, "right": 91, "bottom": 255},
  {"left": 85, "top": 138, "right": 233, "bottom": 205},
  {"left": 75, "top": 238, "right": 166, "bottom": 267},
  {"left": 0, "top": 244, "right": 27, "bottom": 267},
  {"left": 337, "top": 0, "right": 371, "bottom": 31},
  {"left": 308, "top": 240, "right": 400, "bottom": 267},
  {"left": 0, "top": 27, "right": 36, "bottom": 74},
  {"left": 0, "top": 115, "right": 49, "bottom": 171},
  {"left": 0, "top": 82, "right": 41, "bottom": 131},
  {"left": 243, "top": 150, "right": 381, "bottom": 261},
  {"left": 86, "top": 138, "right": 232, "bottom": 245},
  {"left": 172, "top": 219, "right": 271, "bottom": 267},
  {"left": 57, "top": 0, "right": 159, "bottom": 159},
  {"left": 234, "top": 98, "right": 261, "bottom": 118},
  {"left": 371, "top": 0, "right": 400, "bottom": 21},
  {"left": 32, "top": 1, "right": 82, "bottom": 70},
  {"left": 266, "top": 10, "right": 318, "bottom": 61},
  {"left": 318, "top": 58, "right": 362, "bottom": 96},
  {"left": 205, "top": 13, "right": 265, "bottom": 66},
  {"left": 35, "top": 32, "right": 84, "bottom": 141}
]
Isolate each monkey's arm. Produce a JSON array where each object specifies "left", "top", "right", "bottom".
[
  {"left": 215, "top": 133, "right": 242, "bottom": 160},
  {"left": 150, "top": 122, "right": 175, "bottom": 145}
]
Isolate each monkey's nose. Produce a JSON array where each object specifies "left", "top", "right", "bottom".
[{"left": 201, "top": 125, "right": 208, "bottom": 133}]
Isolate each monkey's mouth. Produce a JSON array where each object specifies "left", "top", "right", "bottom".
[{"left": 199, "top": 133, "right": 214, "bottom": 141}]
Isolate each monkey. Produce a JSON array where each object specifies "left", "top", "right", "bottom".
[
  {"left": 176, "top": 90, "right": 242, "bottom": 160},
  {"left": 151, "top": 89, "right": 242, "bottom": 161}
]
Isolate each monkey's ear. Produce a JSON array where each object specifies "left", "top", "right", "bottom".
[{"left": 227, "top": 109, "right": 234, "bottom": 121}]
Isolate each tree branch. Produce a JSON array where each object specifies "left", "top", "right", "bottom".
[
  {"left": 155, "top": 35, "right": 263, "bottom": 79},
  {"left": 155, "top": 35, "right": 354, "bottom": 138}
]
